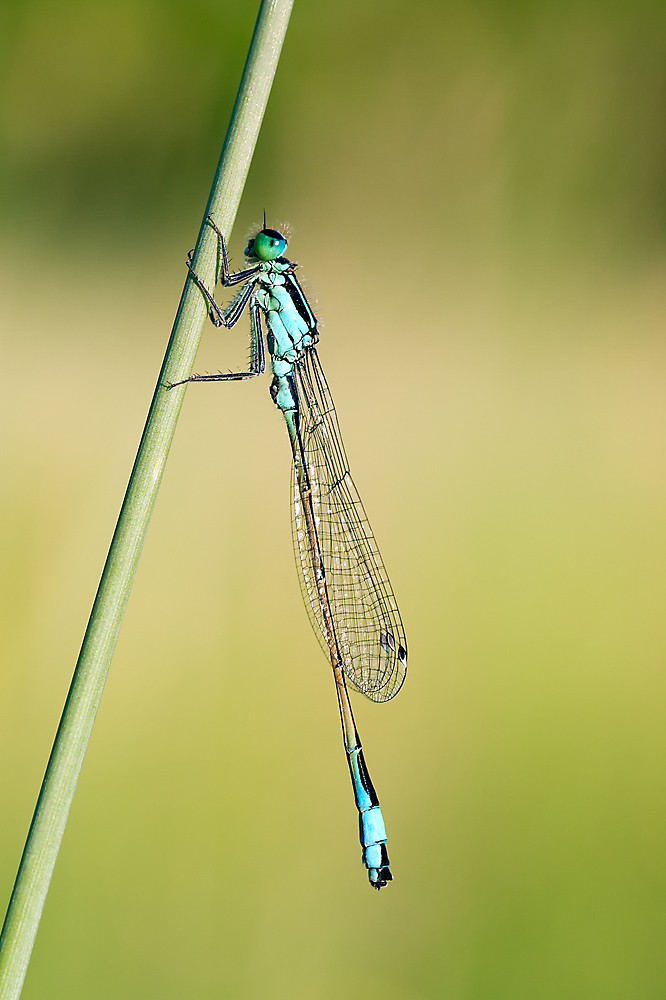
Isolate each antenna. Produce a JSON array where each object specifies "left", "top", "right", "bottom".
[{"left": 263, "top": 209, "right": 267, "bottom": 230}]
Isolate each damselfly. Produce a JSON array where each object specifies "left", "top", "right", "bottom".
[{"left": 174, "top": 217, "right": 408, "bottom": 889}]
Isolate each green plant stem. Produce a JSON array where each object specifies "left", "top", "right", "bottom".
[{"left": 0, "top": 2, "right": 294, "bottom": 996}]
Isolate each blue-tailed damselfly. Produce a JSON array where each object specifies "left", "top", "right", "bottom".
[{"left": 173, "top": 218, "right": 407, "bottom": 889}]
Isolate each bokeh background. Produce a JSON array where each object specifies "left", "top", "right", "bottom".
[{"left": 1, "top": 0, "right": 666, "bottom": 996}]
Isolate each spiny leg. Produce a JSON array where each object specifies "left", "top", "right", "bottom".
[
  {"left": 169, "top": 296, "right": 265, "bottom": 387},
  {"left": 248, "top": 299, "right": 265, "bottom": 375},
  {"left": 185, "top": 216, "right": 261, "bottom": 329},
  {"left": 186, "top": 261, "right": 257, "bottom": 329},
  {"left": 204, "top": 216, "right": 261, "bottom": 287}
]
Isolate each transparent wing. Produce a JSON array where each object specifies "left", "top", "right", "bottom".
[{"left": 291, "top": 348, "right": 407, "bottom": 703}]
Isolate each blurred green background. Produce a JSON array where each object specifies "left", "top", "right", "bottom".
[{"left": 2, "top": 0, "right": 666, "bottom": 996}]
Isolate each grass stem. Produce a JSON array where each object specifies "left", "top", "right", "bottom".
[{"left": 0, "top": 2, "right": 294, "bottom": 995}]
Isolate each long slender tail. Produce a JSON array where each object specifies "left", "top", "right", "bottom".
[
  {"left": 334, "top": 670, "right": 393, "bottom": 889},
  {"left": 284, "top": 401, "right": 392, "bottom": 888}
]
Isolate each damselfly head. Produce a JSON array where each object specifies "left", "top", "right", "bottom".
[{"left": 245, "top": 228, "right": 288, "bottom": 261}]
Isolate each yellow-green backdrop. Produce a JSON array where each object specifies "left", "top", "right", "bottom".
[{"left": 1, "top": 1, "right": 666, "bottom": 997}]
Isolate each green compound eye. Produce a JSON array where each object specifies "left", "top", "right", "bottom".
[{"left": 252, "top": 228, "right": 288, "bottom": 260}]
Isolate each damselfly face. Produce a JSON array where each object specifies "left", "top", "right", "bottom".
[{"left": 246, "top": 228, "right": 288, "bottom": 261}]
